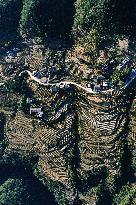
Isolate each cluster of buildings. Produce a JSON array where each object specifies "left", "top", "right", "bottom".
[
  {"left": 26, "top": 98, "right": 44, "bottom": 118},
  {"left": 31, "top": 63, "right": 63, "bottom": 84},
  {"left": 117, "top": 57, "right": 132, "bottom": 71},
  {"left": 87, "top": 54, "right": 136, "bottom": 92},
  {"left": 87, "top": 76, "right": 114, "bottom": 92},
  {"left": 49, "top": 83, "right": 71, "bottom": 93},
  {"left": 5, "top": 47, "right": 21, "bottom": 61},
  {"left": 30, "top": 107, "right": 44, "bottom": 118}
]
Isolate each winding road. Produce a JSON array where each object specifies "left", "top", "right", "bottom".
[{"left": 19, "top": 70, "right": 136, "bottom": 95}]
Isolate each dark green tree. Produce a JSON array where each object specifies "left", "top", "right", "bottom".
[
  {"left": 20, "top": 0, "right": 75, "bottom": 38},
  {"left": 73, "top": 0, "right": 136, "bottom": 44}
]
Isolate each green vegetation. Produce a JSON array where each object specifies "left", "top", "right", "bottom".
[
  {"left": 0, "top": 0, "right": 22, "bottom": 44},
  {"left": 73, "top": 0, "right": 136, "bottom": 45},
  {"left": 19, "top": 0, "right": 75, "bottom": 38},
  {"left": 0, "top": 179, "right": 30, "bottom": 205},
  {"left": 19, "top": 0, "right": 36, "bottom": 37},
  {"left": 0, "top": 1, "right": 136, "bottom": 205},
  {"left": 112, "top": 65, "right": 132, "bottom": 86},
  {"left": 1, "top": 0, "right": 136, "bottom": 41},
  {"left": 34, "top": 166, "right": 68, "bottom": 205},
  {"left": 113, "top": 184, "right": 136, "bottom": 205},
  {"left": 4, "top": 74, "right": 31, "bottom": 94},
  {"left": 0, "top": 177, "right": 57, "bottom": 205}
]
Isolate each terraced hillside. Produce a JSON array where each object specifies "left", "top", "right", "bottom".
[
  {"left": 0, "top": 72, "right": 136, "bottom": 204},
  {"left": 1, "top": 0, "right": 136, "bottom": 204}
]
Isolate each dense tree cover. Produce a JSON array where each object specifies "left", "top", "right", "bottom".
[
  {"left": 4, "top": 74, "right": 31, "bottom": 94},
  {"left": 113, "top": 184, "right": 136, "bottom": 205},
  {"left": 0, "top": 1, "right": 136, "bottom": 204},
  {"left": 0, "top": 178, "right": 57, "bottom": 205},
  {"left": 19, "top": 0, "right": 36, "bottom": 37},
  {"left": 1, "top": 0, "right": 136, "bottom": 40},
  {"left": 20, "top": 0, "right": 75, "bottom": 38},
  {"left": 0, "top": 179, "right": 30, "bottom": 205},
  {"left": 0, "top": 162, "right": 57, "bottom": 205},
  {"left": 73, "top": 0, "right": 105, "bottom": 32},
  {"left": 0, "top": 0, "right": 23, "bottom": 39},
  {"left": 74, "top": 0, "right": 136, "bottom": 38}
]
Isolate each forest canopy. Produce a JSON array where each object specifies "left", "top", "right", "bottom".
[{"left": 0, "top": 0, "right": 136, "bottom": 40}]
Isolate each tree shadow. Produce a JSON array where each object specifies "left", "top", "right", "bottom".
[
  {"left": 34, "top": 0, "right": 76, "bottom": 40},
  {"left": 0, "top": 0, "right": 23, "bottom": 45},
  {"left": 0, "top": 159, "right": 58, "bottom": 205},
  {"left": 104, "top": 0, "right": 136, "bottom": 37}
]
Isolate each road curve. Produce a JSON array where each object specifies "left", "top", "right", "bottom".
[
  {"left": 19, "top": 70, "right": 136, "bottom": 95},
  {"left": 19, "top": 70, "right": 97, "bottom": 94}
]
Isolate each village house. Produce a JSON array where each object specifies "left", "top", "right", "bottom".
[
  {"left": 117, "top": 57, "right": 131, "bottom": 71},
  {"left": 33, "top": 70, "right": 42, "bottom": 79},
  {"left": 50, "top": 85, "right": 58, "bottom": 93},
  {"left": 30, "top": 107, "right": 43, "bottom": 118},
  {"left": 59, "top": 83, "right": 65, "bottom": 89},
  {"left": 87, "top": 75, "right": 113, "bottom": 92},
  {"left": 26, "top": 98, "right": 35, "bottom": 104}
]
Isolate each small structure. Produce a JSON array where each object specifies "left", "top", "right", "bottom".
[
  {"left": 117, "top": 57, "right": 131, "bottom": 71},
  {"left": 87, "top": 83, "right": 95, "bottom": 91},
  {"left": 38, "top": 111, "right": 44, "bottom": 118},
  {"left": 130, "top": 68, "right": 136, "bottom": 78},
  {"left": 97, "top": 76, "right": 105, "bottom": 85},
  {"left": 59, "top": 83, "right": 65, "bottom": 89},
  {"left": 50, "top": 85, "right": 58, "bottom": 93},
  {"left": 26, "top": 98, "right": 34, "bottom": 104},
  {"left": 88, "top": 75, "right": 113, "bottom": 91},
  {"left": 33, "top": 70, "right": 42, "bottom": 79},
  {"left": 40, "top": 77, "right": 48, "bottom": 83},
  {"left": 103, "top": 81, "right": 110, "bottom": 90},
  {"left": 30, "top": 107, "right": 43, "bottom": 118},
  {"left": 12, "top": 47, "right": 20, "bottom": 52},
  {"left": 7, "top": 50, "right": 17, "bottom": 58},
  {"left": 64, "top": 84, "right": 70, "bottom": 89},
  {"left": 24, "top": 58, "right": 29, "bottom": 68}
]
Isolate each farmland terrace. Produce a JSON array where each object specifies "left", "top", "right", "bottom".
[{"left": 0, "top": 66, "right": 136, "bottom": 204}]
